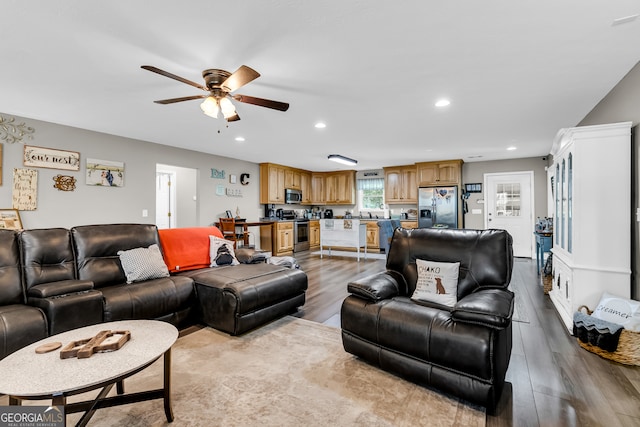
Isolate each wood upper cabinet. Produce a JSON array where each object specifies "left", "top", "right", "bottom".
[
  {"left": 416, "top": 160, "right": 462, "bottom": 186},
  {"left": 260, "top": 163, "right": 286, "bottom": 204},
  {"left": 384, "top": 165, "right": 417, "bottom": 204},
  {"left": 311, "top": 173, "right": 325, "bottom": 204},
  {"left": 261, "top": 164, "right": 354, "bottom": 206},
  {"left": 284, "top": 169, "right": 302, "bottom": 190},
  {"left": 325, "top": 171, "right": 355, "bottom": 204},
  {"left": 301, "top": 172, "right": 312, "bottom": 205}
]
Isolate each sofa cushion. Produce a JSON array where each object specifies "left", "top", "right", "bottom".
[
  {"left": 100, "top": 275, "right": 195, "bottom": 322},
  {"left": 72, "top": 224, "right": 161, "bottom": 288},
  {"left": 0, "top": 229, "right": 23, "bottom": 306},
  {"left": 158, "top": 227, "right": 224, "bottom": 272},
  {"left": 0, "top": 304, "right": 48, "bottom": 360},
  {"left": 387, "top": 228, "right": 513, "bottom": 299},
  {"left": 411, "top": 259, "right": 460, "bottom": 307},
  {"left": 209, "top": 236, "right": 239, "bottom": 267},
  {"left": 117, "top": 244, "right": 170, "bottom": 283}
]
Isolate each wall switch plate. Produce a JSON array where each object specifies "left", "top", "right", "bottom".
[
  {"left": 471, "top": 208, "right": 482, "bottom": 215},
  {"left": 142, "top": 209, "right": 148, "bottom": 217}
]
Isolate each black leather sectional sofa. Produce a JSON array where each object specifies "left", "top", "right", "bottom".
[
  {"left": 0, "top": 224, "right": 307, "bottom": 360},
  {"left": 341, "top": 227, "right": 514, "bottom": 412}
]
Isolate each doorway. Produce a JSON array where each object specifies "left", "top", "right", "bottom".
[
  {"left": 156, "top": 164, "right": 199, "bottom": 229},
  {"left": 484, "top": 171, "right": 534, "bottom": 258}
]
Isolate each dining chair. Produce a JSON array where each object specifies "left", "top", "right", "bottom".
[{"left": 218, "top": 217, "right": 249, "bottom": 248}]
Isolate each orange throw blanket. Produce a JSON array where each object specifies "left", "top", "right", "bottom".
[{"left": 158, "top": 226, "right": 223, "bottom": 272}]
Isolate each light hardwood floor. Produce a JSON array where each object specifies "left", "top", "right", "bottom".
[{"left": 291, "top": 252, "right": 640, "bottom": 426}]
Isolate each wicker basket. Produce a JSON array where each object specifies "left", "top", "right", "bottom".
[
  {"left": 575, "top": 306, "right": 640, "bottom": 366},
  {"left": 542, "top": 274, "right": 552, "bottom": 294}
]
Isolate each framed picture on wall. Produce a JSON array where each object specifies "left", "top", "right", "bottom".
[
  {"left": 0, "top": 209, "right": 23, "bottom": 230},
  {"left": 86, "top": 158, "right": 125, "bottom": 187}
]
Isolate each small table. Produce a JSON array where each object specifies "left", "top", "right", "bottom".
[
  {"left": 534, "top": 231, "right": 552, "bottom": 274},
  {"left": 0, "top": 320, "right": 178, "bottom": 427}
]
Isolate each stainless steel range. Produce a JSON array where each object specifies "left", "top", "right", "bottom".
[{"left": 293, "top": 218, "right": 310, "bottom": 252}]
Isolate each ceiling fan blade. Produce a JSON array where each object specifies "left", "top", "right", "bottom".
[
  {"left": 153, "top": 95, "right": 208, "bottom": 104},
  {"left": 221, "top": 65, "right": 260, "bottom": 92},
  {"left": 226, "top": 113, "right": 241, "bottom": 122},
  {"left": 233, "top": 94, "right": 289, "bottom": 111},
  {"left": 141, "top": 65, "right": 207, "bottom": 91}
]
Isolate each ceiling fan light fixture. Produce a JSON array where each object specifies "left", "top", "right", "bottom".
[
  {"left": 200, "top": 96, "right": 219, "bottom": 118},
  {"left": 219, "top": 97, "right": 237, "bottom": 119},
  {"left": 328, "top": 154, "right": 357, "bottom": 166}
]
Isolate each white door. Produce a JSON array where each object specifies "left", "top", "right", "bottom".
[
  {"left": 156, "top": 171, "right": 176, "bottom": 229},
  {"left": 484, "top": 171, "right": 534, "bottom": 258}
]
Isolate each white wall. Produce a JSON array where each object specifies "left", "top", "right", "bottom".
[
  {"left": 578, "top": 60, "right": 640, "bottom": 300},
  {"left": 462, "top": 157, "right": 549, "bottom": 230},
  {"left": 0, "top": 113, "right": 262, "bottom": 229}
]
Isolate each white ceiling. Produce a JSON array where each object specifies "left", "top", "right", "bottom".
[{"left": 1, "top": 1, "right": 639, "bottom": 172}]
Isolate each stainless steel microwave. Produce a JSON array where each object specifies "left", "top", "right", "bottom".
[{"left": 285, "top": 188, "right": 302, "bottom": 204}]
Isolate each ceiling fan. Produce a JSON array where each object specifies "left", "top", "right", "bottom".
[{"left": 141, "top": 65, "right": 289, "bottom": 122}]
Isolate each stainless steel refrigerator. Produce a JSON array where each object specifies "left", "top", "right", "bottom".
[{"left": 418, "top": 186, "right": 458, "bottom": 229}]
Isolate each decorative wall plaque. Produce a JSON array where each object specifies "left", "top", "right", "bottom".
[
  {"left": 12, "top": 168, "right": 38, "bottom": 211},
  {"left": 24, "top": 145, "right": 80, "bottom": 171},
  {"left": 53, "top": 175, "right": 77, "bottom": 191},
  {"left": 0, "top": 115, "right": 35, "bottom": 144}
]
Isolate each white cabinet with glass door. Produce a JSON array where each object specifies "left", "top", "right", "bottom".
[{"left": 549, "top": 122, "right": 632, "bottom": 332}]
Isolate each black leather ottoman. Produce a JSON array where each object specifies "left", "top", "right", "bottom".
[{"left": 184, "top": 263, "right": 307, "bottom": 335}]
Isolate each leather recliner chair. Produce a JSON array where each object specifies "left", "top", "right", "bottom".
[{"left": 341, "top": 227, "right": 514, "bottom": 412}]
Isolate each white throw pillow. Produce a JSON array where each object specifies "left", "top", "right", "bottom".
[
  {"left": 209, "top": 236, "right": 240, "bottom": 267},
  {"left": 411, "top": 259, "right": 460, "bottom": 307},
  {"left": 117, "top": 244, "right": 170, "bottom": 284},
  {"left": 592, "top": 292, "right": 640, "bottom": 332}
]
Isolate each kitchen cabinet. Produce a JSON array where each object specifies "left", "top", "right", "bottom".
[
  {"left": 384, "top": 165, "right": 417, "bottom": 204},
  {"left": 416, "top": 160, "right": 462, "bottom": 186},
  {"left": 309, "top": 220, "right": 320, "bottom": 248},
  {"left": 549, "top": 121, "right": 631, "bottom": 332},
  {"left": 400, "top": 220, "right": 417, "bottom": 229},
  {"left": 259, "top": 163, "right": 286, "bottom": 204},
  {"left": 285, "top": 169, "right": 302, "bottom": 190},
  {"left": 275, "top": 221, "right": 294, "bottom": 255},
  {"left": 301, "top": 172, "right": 312, "bottom": 205},
  {"left": 311, "top": 173, "right": 325, "bottom": 204},
  {"left": 365, "top": 221, "right": 379, "bottom": 250},
  {"left": 324, "top": 171, "right": 355, "bottom": 204}
]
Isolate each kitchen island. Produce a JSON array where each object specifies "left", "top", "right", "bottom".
[{"left": 319, "top": 219, "right": 367, "bottom": 261}]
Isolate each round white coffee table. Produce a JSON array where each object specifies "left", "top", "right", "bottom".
[{"left": 0, "top": 319, "right": 178, "bottom": 426}]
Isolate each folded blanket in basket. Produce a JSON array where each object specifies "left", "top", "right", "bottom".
[{"left": 573, "top": 311, "right": 623, "bottom": 352}]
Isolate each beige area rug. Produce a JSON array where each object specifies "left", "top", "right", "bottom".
[{"left": 6, "top": 317, "right": 485, "bottom": 426}]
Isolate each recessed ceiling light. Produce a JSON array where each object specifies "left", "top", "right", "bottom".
[
  {"left": 435, "top": 99, "right": 450, "bottom": 107},
  {"left": 235, "top": 137, "right": 245, "bottom": 142},
  {"left": 507, "top": 146, "right": 517, "bottom": 151},
  {"left": 315, "top": 122, "right": 326, "bottom": 129}
]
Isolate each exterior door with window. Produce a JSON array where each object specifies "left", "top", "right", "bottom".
[{"left": 484, "top": 171, "right": 534, "bottom": 258}]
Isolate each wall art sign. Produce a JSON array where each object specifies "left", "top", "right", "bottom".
[
  {"left": 23, "top": 145, "right": 80, "bottom": 171},
  {"left": 86, "top": 158, "right": 124, "bottom": 187},
  {"left": 0, "top": 114, "right": 35, "bottom": 144},
  {"left": 211, "top": 168, "right": 225, "bottom": 179},
  {"left": 0, "top": 209, "right": 23, "bottom": 230},
  {"left": 53, "top": 174, "right": 77, "bottom": 191},
  {"left": 12, "top": 168, "right": 38, "bottom": 211}
]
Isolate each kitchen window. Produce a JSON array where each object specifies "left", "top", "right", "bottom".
[{"left": 357, "top": 178, "right": 385, "bottom": 211}]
